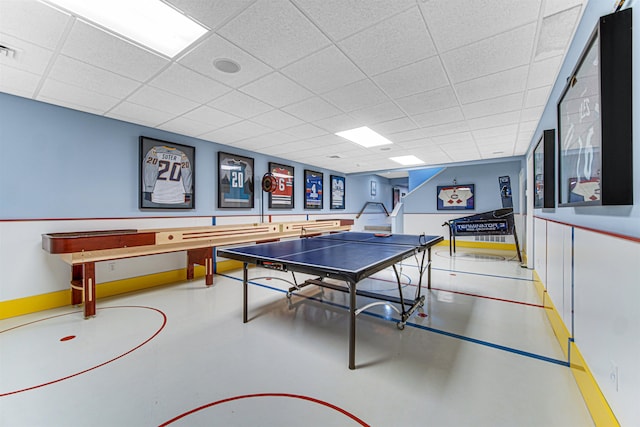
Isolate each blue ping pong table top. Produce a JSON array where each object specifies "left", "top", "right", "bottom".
[{"left": 218, "top": 232, "right": 442, "bottom": 280}]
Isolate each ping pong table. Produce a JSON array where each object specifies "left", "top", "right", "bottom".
[{"left": 217, "top": 231, "right": 443, "bottom": 369}]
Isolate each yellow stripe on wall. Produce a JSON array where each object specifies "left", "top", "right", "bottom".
[
  {"left": 0, "top": 260, "right": 244, "bottom": 320},
  {"left": 533, "top": 272, "right": 619, "bottom": 427}
]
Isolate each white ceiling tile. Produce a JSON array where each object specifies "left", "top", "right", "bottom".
[
  {"left": 0, "top": 33, "right": 53, "bottom": 75},
  {"left": 38, "top": 78, "right": 119, "bottom": 113},
  {"left": 472, "top": 124, "right": 518, "bottom": 140},
  {"left": 200, "top": 120, "right": 274, "bottom": 144},
  {"left": 534, "top": 6, "right": 582, "bottom": 61},
  {"left": 158, "top": 116, "right": 215, "bottom": 137},
  {"left": 420, "top": 0, "right": 541, "bottom": 52},
  {"left": 543, "top": 0, "right": 585, "bottom": 17},
  {"left": 179, "top": 34, "right": 273, "bottom": 88},
  {"left": 442, "top": 24, "right": 536, "bottom": 84},
  {"left": 461, "top": 92, "right": 524, "bottom": 119},
  {"left": 412, "top": 106, "right": 464, "bottom": 128},
  {"left": 208, "top": 90, "right": 273, "bottom": 119},
  {"left": 313, "top": 114, "right": 363, "bottom": 133},
  {"left": 370, "top": 117, "right": 417, "bottom": 135},
  {"left": 322, "top": 79, "right": 388, "bottom": 112},
  {"left": 394, "top": 85, "right": 458, "bottom": 115},
  {"left": 520, "top": 106, "right": 544, "bottom": 122},
  {"left": 239, "top": 72, "right": 313, "bottom": 108},
  {"left": 0, "top": 0, "right": 70, "bottom": 50},
  {"left": 524, "top": 86, "right": 551, "bottom": 108},
  {"left": 49, "top": 55, "right": 140, "bottom": 98},
  {"left": 339, "top": 6, "right": 436, "bottom": 76},
  {"left": 283, "top": 123, "right": 328, "bottom": 139},
  {"left": 421, "top": 121, "right": 470, "bottom": 138},
  {"left": 250, "top": 109, "right": 305, "bottom": 131},
  {"left": 181, "top": 105, "right": 242, "bottom": 129},
  {"left": 282, "top": 96, "right": 343, "bottom": 122},
  {"left": 389, "top": 127, "right": 433, "bottom": 143},
  {"left": 165, "top": 0, "right": 254, "bottom": 30},
  {"left": 527, "top": 55, "right": 563, "bottom": 89},
  {"left": 349, "top": 101, "right": 405, "bottom": 125},
  {"left": 294, "top": 0, "right": 415, "bottom": 41},
  {"left": 468, "top": 111, "right": 521, "bottom": 131},
  {"left": 106, "top": 101, "right": 175, "bottom": 127},
  {"left": 454, "top": 66, "right": 528, "bottom": 104},
  {"left": 149, "top": 63, "right": 231, "bottom": 103},
  {"left": 127, "top": 86, "right": 198, "bottom": 116},
  {"left": 373, "top": 56, "right": 448, "bottom": 98},
  {"left": 281, "top": 45, "right": 364, "bottom": 94},
  {"left": 61, "top": 20, "right": 169, "bottom": 82},
  {"left": 431, "top": 132, "right": 474, "bottom": 146},
  {"left": 0, "top": 65, "right": 40, "bottom": 98},
  {"left": 218, "top": 0, "right": 330, "bottom": 68}
]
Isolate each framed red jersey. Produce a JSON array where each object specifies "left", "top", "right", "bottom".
[{"left": 268, "top": 162, "right": 294, "bottom": 209}]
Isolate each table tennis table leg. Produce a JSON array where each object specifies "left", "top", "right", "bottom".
[
  {"left": 427, "top": 247, "right": 432, "bottom": 290},
  {"left": 243, "top": 262, "right": 249, "bottom": 323},
  {"left": 349, "top": 282, "right": 356, "bottom": 370}
]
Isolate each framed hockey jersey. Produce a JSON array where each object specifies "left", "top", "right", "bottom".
[
  {"left": 436, "top": 184, "right": 475, "bottom": 210},
  {"left": 139, "top": 136, "right": 195, "bottom": 209},
  {"left": 218, "top": 152, "right": 254, "bottom": 209}
]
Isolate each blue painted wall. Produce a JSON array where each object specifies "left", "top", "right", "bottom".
[
  {"left": 0, "top": 93, "right": 388, "bottom": 219},
  {"left": 404, "top": 159, "right": 523, "bottom": 214}
]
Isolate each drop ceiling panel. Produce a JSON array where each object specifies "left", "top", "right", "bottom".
[
  {"left": 127, "top": 86, "right": 199, "bottom": 116},
  {"left": 442, "top": 24, "right": 536, "bottom": 84},
  {"left": 149, "top": 64, "right": 232, "bottom": 104},
  {"left": 250, "top": 109, "right": 305, "bottom": 131},
  {"left": 61, "top": 20, "right": 169, "bottom": 82},
  {"left": 313, "top": 114, "right": 362, "bottom": 133},
  {"left": 165, "top": 0, "right": 255, "bottom": 30},
  {"left": 203, "top": 120, "right": 274, "bottom": 144},
  {"left": 468, "top": 111, "right": 521, "bottom": 131},
  {"left": 178, "top": 34, "right": 273, "bottom": 88},
  {"left": 394, "top": 85, "right": 458, "bottom": 115},
  {"left": 181, "top": 105, "right": 242, "bottom": 129},
  {"left": 239, "top": 72, "right": 313, "bottom": 108},
  {"left": 218, "top": 0, "right": 330, "bottom": 68},
  {"left": 38, "top": 78, "right": 120, "bottom": 114},
  {"left": 372, "top": 56, "right": 448, "bottom": 99},
  {"left": 454, "top": 66, "right": 528, "bottom": 104},
  {"left": 534, "top": 6, "right": 582, "bottom": 60},
  {"left": 322, "top": 79, "right": 388, "bottom": 112},
  {"left": 338, "top": 6, "right": 436, "bottom": 76},
  {"left": 0, "top": 65, "right": 40, "bottom": 98},
  {"left": 420, "top": 0, "right": 541, "bottom": 53},
  {"left": 282, "top": 96, "right": 343, "bottom": 122},
  {"left": 524, "top": 86, "right": 552, "bottom": 108},
  {"left": 49, "top": 55, "right": 140, "bottom": 99},
  {"left": 0, "top": 0, "right": 70, "bottom": 50},
  {"left": 527, "top": 55, "right": 563, "bottom": 89},
  {"left": 283, "top": 123, "right": 328, "bottom": 139},
  {"left": 370, "top": 117, "right": 418, "bottom": 135},
  {"left": 294, "top": 0, "right": 416, "bottom": 41},
  {"left": 411, "top": 106, "right": 464, "bottom": 128},
  {"left": 350, "top": 101, "right": 405, "bottom": 125},
  {"left": 207, "top": 90, "right": 273, "bottom": 119},
  {"left": 107, "top": 101, "right": 175, "bottom": 127},
  {"left": 282, "top": 45, "right": 364, "bottom": 94},
  {"left": 543, "top": 0, "right": 584, "bottom": 17},
  {"left": 461, "top": 92, "right": 524, "bottom": 119},
  {"left": 0, "top": 33, "right": 53, "bottom": 75}
]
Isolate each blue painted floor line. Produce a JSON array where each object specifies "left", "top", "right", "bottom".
[
  {"left": 398, "top": 263, "right": 535, "bottom": 282},
  {"left": 219, "top": 273, "right": 568, "bottom": 368}
]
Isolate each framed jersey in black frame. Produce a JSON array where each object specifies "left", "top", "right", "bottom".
[
  {"left": 139, "top": 136, "right": 195, "bottom": 209},
  {"left": 268, "top": 162, "right": 294, "bottom": 209},
  {"left": 304, "top": 169, "right": 323, "bottom": 209},
  {"left": 218, "top": 152, "right": 254, "bottom": 209}
]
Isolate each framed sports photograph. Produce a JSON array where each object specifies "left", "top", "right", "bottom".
[
  {"left": 533, "top": 129, "right": 555, "bottom": 209},
  {"left": 139, "top": 136, "right": 195, "bottom": 209},
  {"left": 557, "top": 9, "right": 632, "bottom": 206},
  {"left": 330, "top": 175, "right": 345, "bottom": 210},
  {"left": 218, "top": 152, "right": 254, "bottom": 209},
  {"left": 304, "top": 169, "right": 323, "bottom": 209},
  {"left": 370, "top": 181, "right": 377, "bottom": 196},
  {"left": 437, "top": 184, "right": 475, "bottom": 210},
  {"left": 268, "top": 162, "right": 294, "bottom": 209}
]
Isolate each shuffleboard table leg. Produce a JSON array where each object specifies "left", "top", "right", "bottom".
[
  {"left": 243, "top": 262, "right": 248, "bottom": 323},
  {"left": 83, "top": 262, "right": 96, "bottom": 318},
  {"left": 349, "top": 282, "right": 356, "bottom": 370},
  {"left": 187, "top": 247, "right": 214, "bottom": 286},
  {"left": 70, "top": 265, "right": 83, "bottom": 306}
]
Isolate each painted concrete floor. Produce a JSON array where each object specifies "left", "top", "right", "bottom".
[{"left": 0, "top": 248, "right": 594, "bottom": 426}]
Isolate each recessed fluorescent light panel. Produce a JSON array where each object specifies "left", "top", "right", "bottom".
[
  {"left": 335, "top": 126, "right": 393, "bottom": 148},
  {"left": 44, "top": 0, "right": 208, "bottom": 57},
  {"left": 390, "top": 155, "right": 424, "bottom": 166}
]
